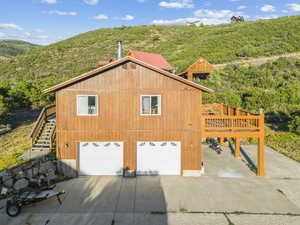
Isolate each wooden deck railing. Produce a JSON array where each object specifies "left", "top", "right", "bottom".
[
  {"left": 201, "top": 104, "right": 264, "bottom": 138},
  {"left": 30, "top": 104, "right": 56, "bottom": 145},
  {"left": 202, "top": 103, "right": 258, "bottom": 116}
]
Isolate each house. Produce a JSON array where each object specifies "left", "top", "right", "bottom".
[
  {"left": 31, "top": 56, "right": 266, "bottom": 177},
  {"left": 178, "top": 58, "right": 214, "bottom": 81},
  {"left": 41, "top": 56, "right": 214, "bottom": 177},
  {"left": 127, "top": 50, "right": 175, "bottom": 73}
]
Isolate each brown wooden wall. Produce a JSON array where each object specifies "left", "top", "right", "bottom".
[{"left": 56, "top": 62, "right": 203, "bottom": 172}]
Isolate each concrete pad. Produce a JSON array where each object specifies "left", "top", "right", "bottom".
[
  {"left": 267, "top": 179, "right": 300, "bottom": 209},
  {"left": 115, "top": 213, "right": 228, "bottom": 225},
  {"left": 240, "top": 145, "right": 300, "bottom": 179},
  {"left": 167, "top": 213, "right": 228, "bottom": 225},
  {"left": 203, "top": 145, "right": 254, "bottom": 178},
  {"left": 162, "top": 176, "right": 300, "bottom": 214},
  {"left": 135, "top": 176, "right": 167, "bottom": 213},
  {"left": 228, "top": 214, "right": 300, "bottom": 225}
]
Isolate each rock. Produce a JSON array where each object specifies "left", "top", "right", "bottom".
[
  {"left": 33, "top": 167, "right": 39, "bottom": 177},
  {"left": 46, "top": 169, "right": 57, "bottom": 182},
  {"left": 26, "top": 169, "right": 33, "bottom": 179},
  {"left": 3, "top": 177, "right": 14, "bottom": 188},
  {"left": 13, "top": 178, "right": 29, "bottom": 190},
  {"left": 16, "top": 170, "right": 25, "bottom": 179}
]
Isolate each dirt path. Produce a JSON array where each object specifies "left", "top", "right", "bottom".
[{"left": 214, "top": 52, "right": 300, "bottom": 67}]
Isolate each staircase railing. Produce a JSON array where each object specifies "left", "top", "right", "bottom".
[
  {"left": 30, "top": 104, "right": 56, "bottom": 146},
  {"left": 49, "top": 123, "right": 56, "bottom": 151}
]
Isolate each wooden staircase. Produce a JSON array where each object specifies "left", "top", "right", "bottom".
[
  {"left": 30, "top": 105, "right": 56, "bottom": 157},
  {"left": 31, "top": 118, "right": 56, "bottom": 151}
]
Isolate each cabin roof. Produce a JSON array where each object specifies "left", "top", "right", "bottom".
[
  {"left": 128, "top": 50, "right": 174, "bottom": 71},
  {"left": 43, "top": 56, "right": 214, "bottom": 94}
]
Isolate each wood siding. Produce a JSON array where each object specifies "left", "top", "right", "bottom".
[{"left": 56, "top": 62, "right": 203, "bottom": 172}]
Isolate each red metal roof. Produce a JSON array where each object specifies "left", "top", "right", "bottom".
[{"left": 128, "top": 50, "right": 174, "bottom": 71}]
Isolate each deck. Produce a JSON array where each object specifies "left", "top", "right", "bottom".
[{"left": 201, "top": 103, "right": 265, "bottom": 176}]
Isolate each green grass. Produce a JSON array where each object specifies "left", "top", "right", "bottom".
[
  {"left": 0, "top": 110, "right": 38, "bottom": 170},
  {"left": 0, "top": 40, "right": 39, "bottom": 57},
  {"left": 266, "top": 128, "right": 300, "bottom": 163}
]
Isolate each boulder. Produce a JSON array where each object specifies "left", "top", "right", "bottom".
[
  {"left": 13, "top": 178, "right": 29, "bottom": 190},
  {"left": 3, "top": 176, "right": 14, "bottom": 188}
]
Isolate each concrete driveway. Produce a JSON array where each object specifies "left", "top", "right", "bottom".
[{"left": 1, "top": 145, "right": 300, "bottom": 225}]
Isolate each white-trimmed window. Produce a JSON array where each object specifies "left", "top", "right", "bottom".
[
  {"left": 77, "top": 95, "right": 98, "bottom": 116},
  {"left": 140, "top": 95, "right": 161, "bottom": 116}
]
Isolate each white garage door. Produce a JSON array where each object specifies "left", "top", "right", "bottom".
[
  {"left": 79, "top": 142, "right": 123, "bottom": 175},
  {"left": 137, "top": 141, "right": 181, "bottom": 175}
]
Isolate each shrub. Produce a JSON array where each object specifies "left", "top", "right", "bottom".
[{"left": 288, "top": 111, "right": 300, "bottom": 134}]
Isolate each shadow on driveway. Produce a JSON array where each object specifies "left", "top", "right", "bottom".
[{"left": 1, "top": 176, "right": 168, "bottom": 225}]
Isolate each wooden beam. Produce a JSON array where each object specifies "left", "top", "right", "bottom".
[
  {"left": 234, "top": 138, "right": 240, "bottom": 158},
  {"left": 218, "top": 137, "right": 225, "bottom": 146},
  {"left": 187, "top": 71, "right": 193, "bottom": 81},
  {"left": 257, "top": 136, "right": 265, "bottom": 176}
]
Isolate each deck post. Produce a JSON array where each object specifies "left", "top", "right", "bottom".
[
  {"left": 218, "top": 104, "right": 225, "bottom": 145},
  {"left": 257, "top": 113, "right": 265, "bottom": 176},
  {"left": 257, "top": 136, "right": 265, "bottom": 176},
  {"left": 218, "top": 138, "right": 225, "bottom": 146},
  {"left": 234, "top": 138, "right": 241, "bottom": 158}
]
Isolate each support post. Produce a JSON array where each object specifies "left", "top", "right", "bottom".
[
  {"left": 218, "top": 137, "right": 225, "bottom": 146},
  {"left": 257, "top": 114, "right": 265, "bottom": 177},
  {"left": 187, "top": 71, "right": 193, "bottom": 81},
  {"left": 234, "top": 138, "right": 240, "bottom": 158}
]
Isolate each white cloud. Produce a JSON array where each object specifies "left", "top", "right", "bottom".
[
  {"left": 47, "top": 10, "right": 77, "bottom": 16},
  {"left": 84, "top": 0, "right": 99, "bottom": 5},
  {"left": 137, "top": 0, "right": 145, "bottom": 2},
  {"left": 0, "top": 32, "right": 49, "bottom": 40},
  {"left": 119, "top": 15, "right": 134, "bottom": 21},
  {"left": 0, "top": 23, "right": 23, "bottom": 31},
  {"left": 159, "top": 0, "right": 194, "bottom": 9},
  {"left": 286, "top": 3, "right": 300, "bottom": 12},
  {"left": 256, "top": 14, "right": 278, "bottom": 20},
  {"left": 238, "top": 5, "right": 247, "bottom": 10},
  {"left": 93, "top": 14, "right": 108, "bottom": 20},
  {"left": 260, "top": 5, "right": 276, "bottom": 12},
  {"left": 194, "top": 9, "right": 238, "bottom": 18},
  {"left": 152, "top": 17, "right": 228, "bottom": 26},
  {"left": 40, "top": 0, "right": 57, "bottom": 4},
  {"left": 0, "top": 32, "right": 7, "bottom": 38}
]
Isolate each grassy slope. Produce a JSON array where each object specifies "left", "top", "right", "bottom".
[
  {"left": 0, "top": 110, "right": 38, "bottom": 170},
  {"left": 0, "top": 16, "right": 299, "bottom": 81},
  {"left": 0, "top": 40, "right": 40, "bottom": 57}
]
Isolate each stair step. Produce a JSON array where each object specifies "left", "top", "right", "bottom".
[
  {"left": 31, "top": 147, "right": 50, "bottom": 151},
  {"left": 35, "top": 140, "right": 50, "bottom": 144},
  {"left": 39, "top": 136, "right": 50, "bottom": 139},
  {"left": 33, "top": 144, "right": 50, "bottom": 148}
]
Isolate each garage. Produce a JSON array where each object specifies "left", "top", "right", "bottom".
[
  {"left": 79, "top": 142, "right": 123, "bottom": 175},
  {"left": 136, "top": 141, "right": 181, "bottom": 175}
]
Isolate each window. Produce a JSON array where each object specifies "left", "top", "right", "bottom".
[
  {"left": 141, "top": 95, "right": 161, "bottom": 115},
  {"left": 77, "top": 95, "right": 98, "bottom": 116}
]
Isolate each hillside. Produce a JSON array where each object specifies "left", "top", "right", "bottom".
[
  {"left": 0, "top": 15, "right": 299, "bottom": 170},
  {"left": 0, "top": 40, "right": 40, "bottom": 57},
  {"left": 0, "top": 15, "right": 299, "bottom": 81}
]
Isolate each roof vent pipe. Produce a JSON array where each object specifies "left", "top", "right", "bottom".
[{"left": 117, "top": 40, "right": 123, "bottom": 59}]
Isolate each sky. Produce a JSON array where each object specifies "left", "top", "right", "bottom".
[{"left": 0, "top": 0, "right": 300, "bottom": 45}]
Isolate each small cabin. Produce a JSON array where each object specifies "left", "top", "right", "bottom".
[{"left": 178, "top": 58, "right": 214, "bottom": 81}]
